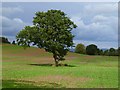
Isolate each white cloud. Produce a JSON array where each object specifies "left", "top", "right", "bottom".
[
  {"left": 13, "top": 18, "right": 24, "bottom": 23},
  {"left": 72, "top": 15, "right": 118, "bottom": 42},
  {"left": 84, "top": 3, "right": 118, "bottom": 15},
  {"left": 1, "top": 7, "right": 23, "bottom": 16},
  {"left": 1, "top": 6, "right": 31, "bottom": 42},
  {"left": 1, "top": 16, "right": 29, "bottom": 36},
  {"left": 92, "top": 15, "right": 108, "bottom": 22},
  {"left": 1, "top": 15, "right": 32, "bottom": 42},
  {"left": 92, "top": 15, "right": 118, "bottom": 34}
]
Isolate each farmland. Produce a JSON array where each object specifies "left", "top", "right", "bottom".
[{"left": 2, "top": 44, "right": 118, "bottom": 88}]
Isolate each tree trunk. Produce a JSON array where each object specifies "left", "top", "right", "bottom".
[
  {"left": 55, "top": 59, "right": 58, "bottom": 67},
  {"left": 53, "top": 54, "right": 59, "bottom": 67}
]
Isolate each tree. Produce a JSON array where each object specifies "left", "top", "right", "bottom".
[
  {"left": 117, "top": 47, "right": 120, "bottom": 56},
  {"left": 103, "top": 48, "right": 118, "bottom": 56},
  {"left": 118, "top": 47, "right": 120, "bottom": 56},
  {"left": 75, "top": 43, "right": 85, "bottom": 54},
  {"left": 86, "top": 44, "right": 98, "bottom": 55},
  {"left": 114, "top": 49, "right": 118, "bottom": 56},
  {"left": 109, "top": 48, "right": 116, "bottom": 56},
  {"left": 12, "top": 41, "right": 16, "bottom": 45},
  {"left": 0, "top": 37, "right": 10, "bottom": 44},
  {"left": 103, "top": 50, "right": 109, "bottom": 56},
  {"left": 97, "top": 49, "right": 103, "bottom": 55},
  {"left": 16, "top": 10, "right": 77, "bottom": 66}
]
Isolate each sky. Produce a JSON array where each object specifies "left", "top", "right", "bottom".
[{"left": 1, "top": 2, "right": 118, "bottom": 49}]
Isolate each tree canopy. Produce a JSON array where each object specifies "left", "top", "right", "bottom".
[
  {"left": 86, "top": 44, "right": 98, "bottom": 55},
  {"left": 75, "top": 43, "right": 86, "bottom": 54},
  {"left": 16, "top": 10, "right": 77, "bottom": 66}
]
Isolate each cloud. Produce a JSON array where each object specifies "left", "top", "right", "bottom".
[
  {"left": 92, "top": 15, "right": 118, "bottom": 33},
  {"left": 70, "top": 3, "right": 118, "bottom": 45},
  {"left": 84, "top": 3, "right": 118, "bottom": 16},
  {"left": 71, "top": 15, "right": 118, "bottom": 42},
  {"left": 1, "top": 6, "right": 31, "bottom": 42},
  {"left": 1, "top": 16, "right": 29, "bottom": 37},
  {"left": 71, "top": 3, "right": 118, "bottom": 25},
  {"left": 2, "top": 7, "right": 23, "bottom": 17},
  {"left": 92, "top": 15, "right": 108, "bottom": 22}
]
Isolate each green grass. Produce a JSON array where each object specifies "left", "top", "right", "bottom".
[
  {"left": 2, "top": 80, "right": 63, "bottom": 88},
  {"left": 2, "top": 44, "right": 118, "bottom": 88}
]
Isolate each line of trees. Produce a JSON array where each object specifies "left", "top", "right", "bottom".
[
  {"left": 0, "top": 37, "right": 10, "bottom": 44},
  {"left": 75, "top": 43, "right": 120, "bottom": 56},
  {"left": 0, "top": 37, "right": 16, "bottom": 45}
]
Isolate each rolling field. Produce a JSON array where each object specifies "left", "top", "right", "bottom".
[{"left": 2, "top": 44, "right": 118, "bottom": 88}]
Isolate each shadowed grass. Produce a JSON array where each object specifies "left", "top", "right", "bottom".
[{"left": 29, "top": 64, "right": 76, "bottom": 67}]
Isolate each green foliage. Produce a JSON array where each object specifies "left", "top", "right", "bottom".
[
  {"left": 109, "top": 48, "right": 116, "bottom": 56},
  {"left": 97, "top": 49, "right": 104, "bottom": 55},
  {"left": 103, "top": 48, "right": 119, "bottom": 56},
  {"left": 12, "top": 41, "right": 16, "bottom": 45},
  {"left": 103, "top": 50, "right": 109, "bottom": 56},
  {"left": 16, "top": 10, "right": 77, "bottom": 66},
  {"left": 75, "top": 43, "right": 119, "bottom": 56},
  {"left": 118, "top": 47, "right": 120, "bottom": 56},
  {"left": 75, "top": 43, "right": 86, "bottom": 54},
  {"left": 86, "top": 44, "right": 98, "bottom": 55}
]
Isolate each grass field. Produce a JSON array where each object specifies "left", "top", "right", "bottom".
[{"left": 2, "top": 44, "right": 118, "bottom": 88}]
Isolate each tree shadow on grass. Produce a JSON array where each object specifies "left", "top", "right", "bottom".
[{"left": 28, "top": 63, "right": 76, "bottom": 67}]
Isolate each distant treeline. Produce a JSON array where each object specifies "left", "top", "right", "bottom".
[
  {"left": 0, "top": 37, "right": 11, "bottom": 44},
  {"left": 1, "top": 37, "right": 119, "bottom": 56},
  {"left": 0, "top": 37, "right": 15, "bottom": 44},
  {"left": 75, "top": 43, "right": 120, "bottom": 56}
]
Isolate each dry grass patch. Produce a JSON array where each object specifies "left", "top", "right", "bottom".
[
  {"left": 25, "top": 75, "right": 92, "bottom": 88},
  {"left": 3, "top": 79, "right": 63, "bottom": 88}
]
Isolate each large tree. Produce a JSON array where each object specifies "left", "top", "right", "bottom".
[
  {"left": 75, "top": 43, "right": 86, "bottom": 54},
  {"left": 109, "top": 48, "right": 116, "bottom": 56},
  {"left": 86, "top": 44, "right": 98, "bottom": 55},
  {"left": 16, "top": 10, "right": 77, "bottom": 66}
]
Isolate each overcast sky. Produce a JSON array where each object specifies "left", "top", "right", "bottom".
[{"left": 1, "top": 2, "right": 118, "bottom": 49}]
